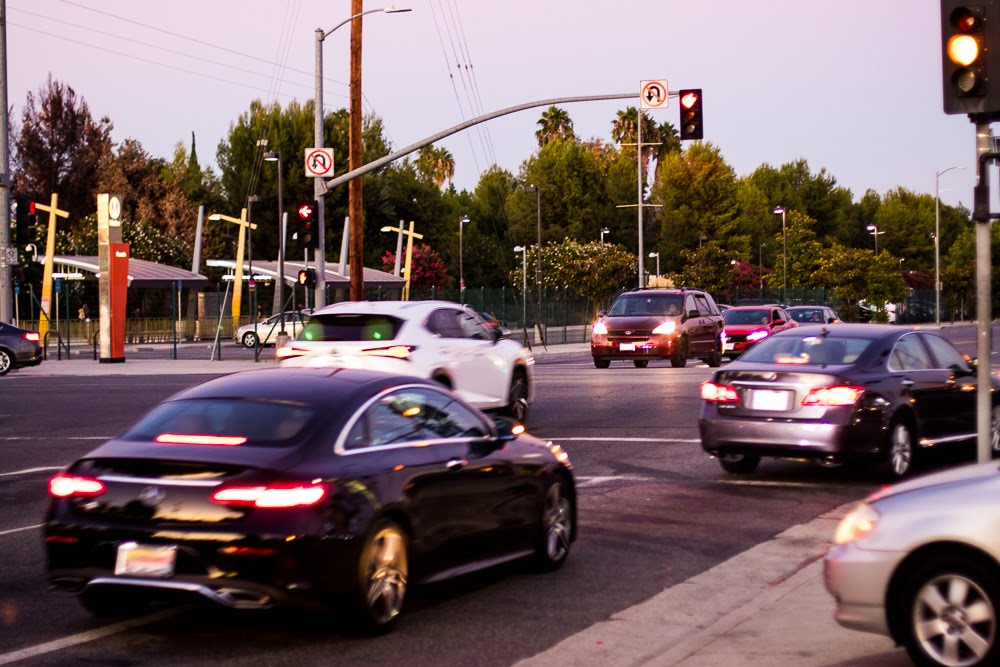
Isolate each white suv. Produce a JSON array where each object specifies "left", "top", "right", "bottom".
[{"left": 278, "top": 301, "right": 534, "bottom": 422}]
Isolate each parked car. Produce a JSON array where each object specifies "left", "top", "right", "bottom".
[
  {"left": 591, "top": 287, "right": 725, "bottom": 368},
  {"left": 45, "top": 368, "right": 575, "bottom": 633},
  {"left": 786, "top": 305, "right": 841, "bottom": 325},
  {"left": 235, "top": 310, "right": 311, "bottom": 348},
  {"left": 277, "top": 301, "right": 533, "bottom": 422},
  {"left": 721, "top": 305, "right": 798, "bottom": 360},
  {"left": 0, "top": 321, "right": 43, "bottom": 376},
  {"left": 826, "top": 462, "right": 1000, "bottom": 666},
  {"left": 699, "top": 324, "right": 999, "bottom": 479}
]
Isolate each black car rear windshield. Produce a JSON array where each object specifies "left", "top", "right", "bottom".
[
  {"left": 299, "top": 314, "right": 402, "bottom": 342},
  {"left": 723, "top": 309, "right": 771, "bottom": 325},
  {"left": 123, "top": 399, "right": 316, "bottom": 447},
  {"left": 607, "top": 294, "right": 683, "bottom": 317},
  {"left": 739, "top": 334, "right": 873, "bottom": 365}
]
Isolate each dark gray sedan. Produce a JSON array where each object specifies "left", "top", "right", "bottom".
[
  {"left": 699, "top": 324, "right": 999, "bottom": 479},
  {"left": 0, "top": 321, "right": 42, "bottom": 375}
]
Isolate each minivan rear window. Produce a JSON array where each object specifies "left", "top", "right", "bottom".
[
  {"left": 123, "top": 399, "right": 316, "bottom": 447},
  {"left": 299, "top": 314, "right": 403, "bottom": 342}
]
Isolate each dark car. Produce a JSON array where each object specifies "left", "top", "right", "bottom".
[
  {"left": 699, "top": 324, "right": 999, "bottom": 479},
  {"left": 591, "top": 288, "right": 725, "bottom": 368},
  {"left": 721, "top": 305, "right": 798, "bottom": 360},
  {"left": 45, "top": 368, "right": 575, "bottom": 632},
  {"left": 786, "top": 305, "right": 841, "bottom": 325},
  {"left": 0, "top": 321, "right": 43, "bottom": 375}
]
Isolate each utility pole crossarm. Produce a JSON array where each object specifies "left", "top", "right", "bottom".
[{"left": 319, "top": 92, "right": 645, "bottom": 194}]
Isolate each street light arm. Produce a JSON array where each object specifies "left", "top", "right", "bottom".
[{"left": 322, "top": 7, "right": 390, "bottom": 39}]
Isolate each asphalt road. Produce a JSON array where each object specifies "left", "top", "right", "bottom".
[{"left": 0, "top": 325, "right": 988, "bottom": 666}]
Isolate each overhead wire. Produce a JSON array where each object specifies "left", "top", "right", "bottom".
[{"left": 445, "top": 0, "right": 497, "bottom": 167}]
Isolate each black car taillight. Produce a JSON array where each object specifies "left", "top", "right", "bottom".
[
  {"left": 49, "top": 473, "right": 105, "bottom": 498},
  {"left": 210, "top": 482, "right": 328, "bottom": 508}
]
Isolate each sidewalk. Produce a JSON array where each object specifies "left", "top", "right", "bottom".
[{"left": 517, "top": 503, "right": 909, "bottom": 667}]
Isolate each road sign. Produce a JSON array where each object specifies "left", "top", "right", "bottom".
[
  {"left": 640, "top": 80, "right": 669, "bottom": 109},
  {"left": 305, "top": 148, "right": 335, "bottom": 178},
  {"left": 108, "top": 195, "right": 122, "bottom": 222}
]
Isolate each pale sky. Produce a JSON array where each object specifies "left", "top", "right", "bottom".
[{"left": 7, "top": 0, "right": 979, "bottom": 209}]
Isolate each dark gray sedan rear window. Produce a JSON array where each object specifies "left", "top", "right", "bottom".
[{"left": 739, "top": 335, "right": 873, "bottom": 365}]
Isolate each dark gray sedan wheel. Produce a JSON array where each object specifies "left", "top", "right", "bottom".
[
  {"left": 0, "top": 349, "right": 11, "bottom": 376},
  {"left": 901, "top": 555, "right": 999, "bottom": 667},
  {"left": 717, "top": 453, "right": 760, "bottom": 474},
  {"left": 883, "top": 419, "right": 915, "bottom": 480}
]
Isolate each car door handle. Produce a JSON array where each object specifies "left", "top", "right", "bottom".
[
  {"left": 446, "top": 458, "right": 468, "bottom": 470},
  {"left": 900, "top": 379, "right": 914, "bottom": 388}
]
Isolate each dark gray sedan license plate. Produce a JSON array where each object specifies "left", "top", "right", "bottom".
[{"left": 748, "top": 389, "right": 792, "bottom": 411}]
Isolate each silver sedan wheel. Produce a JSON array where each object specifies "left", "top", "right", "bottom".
[
  {"left": 913, "top": 573, "right": 996, "bottom": 667},
  {"left": 544, "top": 483, "right": 572, "bottom": 562},
  {"left": 889, "top": 422, "right": 913, "bottom": 477},
  {"left": 360, "top": 525, "right": 408, "bottom": 626}
]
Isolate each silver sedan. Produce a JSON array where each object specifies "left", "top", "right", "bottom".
[{"left": 825, "top": 462, "right": 1000, "bottom": 667}]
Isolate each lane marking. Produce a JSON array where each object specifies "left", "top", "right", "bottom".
[
  {"left": 539, "top": 437, "right": 700, "bottom": 443},
  {"left": 714, "top": 479, "right": 833, "bottom": 489},
  {"left": 0, "top": 524, "right": 42, "bottom": 537},
  {"left": 0, "top": 606, "right": 190, "bottom": 665},
  {"left": 0, "top": 466, "right": 65, "bottom": 477},
  {"left": 576, "top": 474, "right": 654, "bottom": 487},
  {"left": 0, "top": 436, "right": 108, "bottom": 441}
]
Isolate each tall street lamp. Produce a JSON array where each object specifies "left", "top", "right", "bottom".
[
  {"left": 759, "top": 242, "right": 766, "bottom": 292},
  {"left": 315, "top": 4, "right": 411, "bottom": 306},
  {"left": 866, "top": 224, "right": 884, "bottom": 254},
  {"left": 263, "top": 151, "right": 286, "bottom": 336},
  {"left": 648, "top": 252, "right": 660, "bottom": 286},
  {"left": 773, "top": 206, "right": 787, "bottom": 304},
  {"left": 514, "top": 245, "right": 527, "bottom": 330},
  {"left": 526, "top": 184, "right": 542, "bottom": 306},
  {"left": 459, "top": 215, "right": 470, "bottom": 300},
  {"left": 600, "top": 227, "right": 610, "bottom": 244},
  {"left": 935, "top": 166, "right": 965, "bottom": 327}
]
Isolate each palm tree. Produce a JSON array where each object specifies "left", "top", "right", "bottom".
[
  {"left": 611, "top": 106, "right": 660, "bottom": 180},
  {"left": 416, "top": 145, "right": 455, "bottom": 188},
  {"left": 655, "top": 121, "right": 681, "bottom": 162},
  {"left": 535, "top": 106, "right": 575, "bottom": 148}
]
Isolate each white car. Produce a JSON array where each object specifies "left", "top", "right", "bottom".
[
  {"left": 235, "top": 311, "right": 310, "bottom": 348},
  {"left": 825, "top": 462, "right": 1000, "bottom": 667},
  {"left": 278, "top": 301, "right": 534, "bottom": 421}
]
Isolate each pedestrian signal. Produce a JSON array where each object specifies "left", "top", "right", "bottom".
[{"left": 297, "top": 268, "right": 316, "bottom": 288}]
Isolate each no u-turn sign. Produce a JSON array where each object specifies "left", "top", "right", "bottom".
[{"left": 640, "top": 80, "right": 669, "bottom": 109}]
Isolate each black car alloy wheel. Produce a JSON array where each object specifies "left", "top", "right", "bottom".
[
  {"left": 535, "top": 480, "right": 572, "bottom": 570},
  {"left": 355, "top": 519, "right": 408, "bottom": 632},
  {"left": 884, "top": 419, "right": 914, "bottom": 480}
]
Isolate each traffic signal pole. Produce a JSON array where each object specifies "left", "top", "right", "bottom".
[
  {"left": 972, "top": 126, "right": 996, "bottom": 464},
  {"left": 0, "top": 0, "right": 11, "bottom": 324}
]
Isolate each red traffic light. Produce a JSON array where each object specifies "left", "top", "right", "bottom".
[
  {"left": 29, "top": 201, "right": 36, "bottom": 214},
  {"left": 297, "top": 203, "right": 315, "bottom": 219},
  {"left": 680, "top": 91, "right": 700, "bottom": 109},
  {"left": 952, "top": 6, "right": 983, "bottom": 32}
]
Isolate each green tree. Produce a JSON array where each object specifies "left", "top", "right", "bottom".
[
  {"left": 512, "top": 239, "right": 635, "bottom": 313},
  {"left": 382, "top": 243, "right": 451, "bottom": 288},
  {"left": 871, "top": 188, "right": 936, "bottom": 272},
  {"left": 673, "top": 245, "right": 741, "bottom": 295},
  {"left": 535, "top": 106, "right": 575, "bottom": 147},
  {"left": 815, "top": 244, "right": 908, "bottom": 321},
  {"left": 12, "top": 76, "right": 113, "bottom": 232},
  {"left": 415, "top": 144, "right": 455, "bottom": 188}
]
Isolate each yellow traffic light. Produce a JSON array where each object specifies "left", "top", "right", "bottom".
[{"left": 948, "top": 34, "right": 980, "bottom": 66}]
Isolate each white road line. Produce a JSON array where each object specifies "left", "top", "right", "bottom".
[
  {"left": 715, "top": 479, "right": 830, "bottom": 489},
  {"left": 540, "top": 437, "right": 700, "bottom": 443},
  {"left": 0, "top": 524, "right": 42, "bottom": 537},
  {"left": 0, "top": 606, "right": 189, "bottom": 665},
  {"left": 576, "top": 474, "right": 654, "bottom": 487},
  {"left": 0, "top": 437, "right": 108, "bottom": 441},
  {"left": 0, "top": 466, "right": 65, "bottom": 477}
]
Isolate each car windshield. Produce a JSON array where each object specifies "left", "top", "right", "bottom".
[
  {"left": 739, "top": 334, "right": 873, "bottom": 365},
  {"left": 788, "top": 309, "right": 825, "bottom": 323},
  {"left": 299, "top": 314, "right": 402, "bottom": 342},
  {"left": 607, "top": 294, "right": 683, "bottom": 317},
  {"left": 123, "top": 399, "right": 317, "bottom": 447},
  {"left": 723, "top": 309, "right": 770, "bottom": 325}
]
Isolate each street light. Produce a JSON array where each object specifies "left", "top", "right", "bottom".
[
  {"left": 935, "top": 166, "right": 965, "bottom": 327},
  {"left": 459, "top": 215, "right": 470, "bottom": 300},
  {"left": 600, "top": 227, "right": 610, "bottom": 244},
  {"left": 315, "top": 4, "right": 412, "bottom": 306},
  {"left": 263, "top": 151, "right": 286, "bottom": 336},
  {"left": 759, "top": 242, "right": 766, "bottom": 292},
  {"left": 866, "top": 224, "right": 884, "bottom": 254},
  {"left": 648, "top": 252, "right": 660, "bottom": 286},
  {"left": 514, "top": 245, "right": 527, "bottom": 330},
  {"left": 773, "top": 206, "right": 787, "bottom": 305}
]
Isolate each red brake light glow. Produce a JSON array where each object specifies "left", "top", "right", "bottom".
[
  {"left": 49, "top": 473, "right": 105, "bottom": 498},
  {"left": 801, "top": 386, "right": 864, "bottom": 407},
  {"left": 23, "top": 332, "right": 40, "bottom": 342},
  {"left": 154, "top": 433, "right": 248, "bottom": 446},
  {"left": 359, "top": 345, "right": 413, "bottom": 359},
  {"left": 701, "top": 381, "right": 739, "bottom": 403},
  {"left": 211, "top": 483, "right": 328, "bottom": 508}
]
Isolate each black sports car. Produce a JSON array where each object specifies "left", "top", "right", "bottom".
[
  {"left": 45, "top": 368, "right": 575, "bottom": 632},
  {"left": 699, "top": 324, "right": 999, "bottom": 480}
]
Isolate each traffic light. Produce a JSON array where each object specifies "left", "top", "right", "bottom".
[
  {"left": 295, "top": 200, "right": 319, "bottom": 250},
  {"left": 13, "top": 196, "right": 35, "bottom": 244},
  {"left": 297, "top": 268, "right": 316, "bottom": 288},
  {"left": 678, "top": 89, "right": 703, "bottom": 140},
  {"left": 942, "top": 0, "right": 1000, "bottom": 115}
]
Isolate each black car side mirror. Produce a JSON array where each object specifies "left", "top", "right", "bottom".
[{"left": 493, "top": 416, "right": 523, "bottom": 442}]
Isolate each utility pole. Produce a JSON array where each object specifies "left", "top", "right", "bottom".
[
  {"left": 348, "top": 0, "right": 364, "bottom": 302},
  {"left": 0, "top": 0, "right": 11, "bottom": 324}
]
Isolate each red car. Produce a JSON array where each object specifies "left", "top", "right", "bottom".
[{"left": 721, "top": 305, "right": 798, "bottom": 360}]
